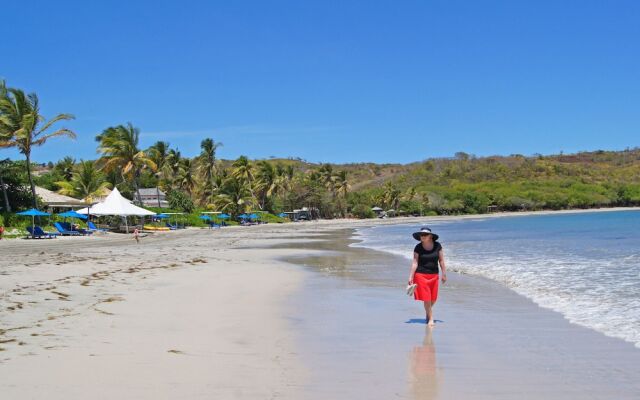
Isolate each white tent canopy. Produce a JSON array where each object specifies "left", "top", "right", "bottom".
[{"left": 76, "top": 187, "right": 155, "bottom": 216}]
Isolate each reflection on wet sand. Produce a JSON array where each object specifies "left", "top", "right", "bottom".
[
  {"left": 409, "top": 327, "right": 440, "bottom": 399},
  {"left": 276, "top": 229, "right": 409, "bottom": 287}
]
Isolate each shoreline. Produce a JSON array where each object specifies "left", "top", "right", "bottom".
[{"left": 1, "top": 205, "right": 640, "bottom": 243}]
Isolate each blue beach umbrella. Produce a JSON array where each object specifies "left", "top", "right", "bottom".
[
  {"left": 199, "top": 215, "right": 211, "bottom": 220},
  {"left": 17, "top": 208, "right": 51, "bottom": 234},
  {"left": 17, "top": 208, "right": 50, "bottom": 217},
  {"left": 277, "top": 212, "right": 287, "bottom": 218},
  {"left": 249, "top": 213, "right": 259, "bottom": 220},
  {"left": 58, "top": 210, "right": 88, "bottom": 220},
  {"left": 218, "top": 213, "right": 230, "bottom": 219},
  {"left": 155, "top": 213, "right": 170, "bottom": 219}
]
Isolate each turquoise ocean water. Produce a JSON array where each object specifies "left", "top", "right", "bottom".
[{"left": 352, "top": 210, "right": 640, "bottom": 348}]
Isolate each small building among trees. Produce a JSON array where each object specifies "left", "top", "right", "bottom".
[{"left": 138, "top": 187, "right": 169, "bottom": 208}]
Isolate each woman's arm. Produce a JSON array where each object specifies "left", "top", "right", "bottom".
[
  {"left": 409, "top": 252, "right": 419, "bottom": 284},
  {"left": 439, "top": 249, "right": 447, "bottom": 283}
]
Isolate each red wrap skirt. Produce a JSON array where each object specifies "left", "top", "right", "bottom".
[{"left": 414, "top": 273, "right": 439, "bottom": 302}]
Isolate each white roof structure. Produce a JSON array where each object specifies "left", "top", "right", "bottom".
[
  {"left": 35, "top": 186, "right": 87, "bottom": 207},
  {"left": 76, "top": 187, "right": 155, "bottom": 216}
]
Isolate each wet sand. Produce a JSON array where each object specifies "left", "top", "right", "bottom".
[{"left": 280, "top": 230, "right": 640, "bottom": 399}]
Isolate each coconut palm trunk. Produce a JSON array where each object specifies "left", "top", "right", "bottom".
[
  {"left": 25, "top": 154, "right": 38, "bottom": 208},
  {"left": 0, "top": 174, "right": 10, "bottom": 212},
  {"left": 134, "top": 169, "right": 143, "bottom": 205},
  {"left": 0, "top": 159, "right": 11, "bottom": 212}
]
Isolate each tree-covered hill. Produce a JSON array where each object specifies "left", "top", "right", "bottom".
[{"left": 12, "top": 147, "right": 639, "bottom": 219}]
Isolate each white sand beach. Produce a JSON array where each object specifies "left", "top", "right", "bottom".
[{"left": 2, "top": 210, "right": 640, "bottom": 399}]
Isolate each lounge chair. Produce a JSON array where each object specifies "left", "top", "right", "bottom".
[
  {"left": 165, "top": 222, "right": 177, "bottom": 230},
  {"left": 87, "top": 221, "right": 108, "bottom": 232},
  {"left": 34, "top": 226, "right": 58, "bottom": 238},
  {"left": 61, "top": 221, "right": 92, "bottom": 235},
  {"left": 26, "top": 226, "right": 56, "bottom": 239},
  {"left": 54, "top": 222, "right": 81, "bottom": 236}
]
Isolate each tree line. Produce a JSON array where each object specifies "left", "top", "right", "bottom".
[
  {"left": 0, "top": 81, "right": 352, "bottom": 217},
  {"left": 2, "top": 81, "right": 640, "bottom": 219}
]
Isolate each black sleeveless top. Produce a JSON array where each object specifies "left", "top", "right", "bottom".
[{"left": 414, "top": 241, "right": 442, "bottom": 275}]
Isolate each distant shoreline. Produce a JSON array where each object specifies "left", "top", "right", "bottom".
[{"left": 298, "top": 205, "right": 640, "bottom": 229}]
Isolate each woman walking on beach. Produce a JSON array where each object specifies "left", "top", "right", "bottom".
[{"left": 408, "top": 227, "right": 447, "bottom": 326}]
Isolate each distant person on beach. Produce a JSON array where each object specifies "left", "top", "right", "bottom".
[{"left": 408, "top": 227, "right": 447, "bottom": 326}]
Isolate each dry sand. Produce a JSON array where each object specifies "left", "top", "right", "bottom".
[
  {"left": 0, "top": 226, "right": 315, "bottom": 399},
  {"left": 1, "top": 209, "right": 640, "bottom": 399}
]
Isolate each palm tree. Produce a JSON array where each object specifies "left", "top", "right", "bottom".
[
  {"left": 382, "top": 182, "right": 401, "bottom": 210},
  {"left": 148, "top": 141, "right": 170, "bottom": 207},
  {"left": 165, "top": 148, "right": 183, "bottom": 189},
  {"left": 232, "top": 156, "right": 257, "bottom": 206},
  {"left": 215, "top": 176, "right": 253, "bottom": 216},
  {"left": 405, "top": 187, "right": 417, "bottom": 202},
  {"left": 176, "top": 158, "right": 196, "bottom": 195},
  {"left": 148, "top": 141, "right": 170, "bottom": 175},
  {"left": 197, "top": 138, "right": 222, "bottom": 205},
  {"left": 334, "top": 170, "right": 350, "bottom": 198},
  {"left": 333, "top": 170, "right": 351, "bottom": 217},
  {"left": 95, "top": 123, "right": 156, "bottom": 204},
  {"left": 255, "top": 161, "right": 278, "bottom": 210},
  {"left": 0, "top": 87, "right": 76, "bottom": 207},
  {"left": 318, "top": 163, "right": 336, "bottom": 193},
  {"left": 54, "top": 156, "right": 76, "bottom": 181},
  {"left": 56, "top": 160, "right": 111, "bottom": 200}
]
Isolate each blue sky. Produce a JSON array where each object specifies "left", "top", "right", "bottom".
[{"left": 1, "top": 0, "right": 639, "bottom": 164}]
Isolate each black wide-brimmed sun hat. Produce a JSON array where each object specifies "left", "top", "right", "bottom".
[{"left": 412, "top": 227, "right": 439, "bottom": 241}]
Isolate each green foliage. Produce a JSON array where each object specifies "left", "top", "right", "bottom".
[
  {"left": 351, "top": 204, "right": 375, "bottom": 218},
  {"left": 167, "top": 189, "right": 195, "bottom": 213},
  {"left": 56, "top": 160, "right": 110, "bottom": 199},
  {"left": 34, "top": 169, "right": 65, "bottom": 191},
  {"left": 0, "top": 160, "right": 36, "bottom": 211},
  {"left": 0, "top": 84, "right": 76, "bottom": 208}
]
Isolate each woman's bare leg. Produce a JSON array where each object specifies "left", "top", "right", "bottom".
[
  {"left": 425, "top": 301, "right": 435, "bottom": 326},
  {"left": 423, "top": 301, "right": 433, "bottom": 324}
]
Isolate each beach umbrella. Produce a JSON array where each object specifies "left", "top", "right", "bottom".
[
  {"left": 277, "top": 212, "right": 287, "bottom": 218},
  {"left": 58, "top": 210, "right": 88, "bottom": 220},
  {"left": 218, "top": 213, "right": 230, "bottom": 219},
  {"left": 249, "top": 213, "right": 259, "bottom": 220},
  {"left": 17, "top": 208, "right": 50, "bottom": 235},
  {"left": 199, "top": 215, "right": 211, "bottom": 220}
]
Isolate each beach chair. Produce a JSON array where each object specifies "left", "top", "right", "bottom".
[
  {"left": 34, "top": 226, "right": 58, "bottom": 238},
  {"left": 75, "top": 226, "right": 93, "bottom": 235},
  {"left": 87, "top": 221, "right": 108, "bottom": 232},
  {"left": 26, "top": 226, "right": 57, "bottom": 239},
  {"left": 165, "top": 222, "right": 177, "bottom": 230},
  {"left": 54, "top": 222, "right": 81, "bottom": 236},
  {"left": 61, "top": 221, "right": 92, "bottom": 235}
]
